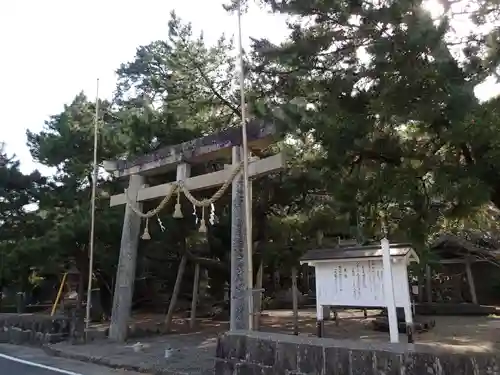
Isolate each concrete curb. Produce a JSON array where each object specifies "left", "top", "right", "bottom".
[{"left": 42, "top": 344, "right": 191, "bottom": 375}]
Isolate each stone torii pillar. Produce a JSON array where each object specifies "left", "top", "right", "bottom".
[
  {"left": 108, "top": 174, "right": 144, "bottom": 342},
  {"left": 104, "top": 121, "right": 283, "bottom": 342}
]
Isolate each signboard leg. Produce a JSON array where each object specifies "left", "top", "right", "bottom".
[
  {"left": 405, "top": 306, "right": 414, "bottom": 344},
  {"left": 316, "top": 303, "right": 324, "bottom": 337},
  {"left": 402, "top": 270, "right": 414, "bottom": 343},
  {"left": 322, "top": 305, "right": 331, "bottom": 321},
  {"left": 381, "top": 238, "right": 399, "bottom": 343}
]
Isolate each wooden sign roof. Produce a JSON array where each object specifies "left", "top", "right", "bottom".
[{"left": 300, "top": 242, "right": 419, "bottom": 263}]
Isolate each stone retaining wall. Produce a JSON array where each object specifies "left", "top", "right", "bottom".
[
  {"left": 215, "top": 331, "right": 500, "bottom": 375},
  {"left": 0, "top": 313, "right": 70, "bottom": 345}
]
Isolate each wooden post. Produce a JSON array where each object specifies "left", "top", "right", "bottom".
[
  {"left": 253, "top": 260, "right": 264, "bottom": 330},
  {"left": 425, "top": 265, "right": 432, "bottom": 303},
  {"left": 316, "top": 302, "right": 324, "bottom": 337},
  {"left": 465, "top": 260, "right": 478, "bottom": 305},
  {"left": 51, "top": 272, "right": 68, "bottom": 316},
  {"left": 190, "top": 263, "right": 201, "bottom": 329},
  {"left": 166, "top": 161, "right": 192, "bottom": 331},
  {"left": 417, "top": 274, "right": 424, "bottom": 302},
  {"left": 165, "top": 255, "right": 187, "bottom": 331},
  {"left": 322, "top": 306, "right": 331, "bottom": 321},
  {"left": 303, "top": 264, "right": 310, "bottom": 293},
  {"left": 274, "top": 270, "right": 280, "bottom": 290},
  {"left": 291, "top": 266, "right": 299, "bottom": 335}
]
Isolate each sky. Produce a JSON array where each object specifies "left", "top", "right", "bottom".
[
  {"left": 0, "top": 0, "right": 289, "bottom": 174},
  {"left": 0, "top": 0, "right": 499, "bottom": 175}
]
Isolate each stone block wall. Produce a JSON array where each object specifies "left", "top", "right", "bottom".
[
  {"left": 0, "top": 313, "right": 70, "bottom": 345},
  {"left": 215, "top": 331, "right": 500, "bottom": 375}
]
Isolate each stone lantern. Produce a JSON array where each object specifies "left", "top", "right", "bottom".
[
  {"left": 62, "top": 265, "right": 81, "bottom": 311},
  {"left": 67, "top": 266, "right": 81, "bottom": 292}
]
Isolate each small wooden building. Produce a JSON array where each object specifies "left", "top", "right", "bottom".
[{"left": 426, "top": 234, "right": 500, "bottom": 306}]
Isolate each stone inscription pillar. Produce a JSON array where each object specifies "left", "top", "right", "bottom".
[{"left": 230, "top": 146, "right": 248, "bottom": 330}]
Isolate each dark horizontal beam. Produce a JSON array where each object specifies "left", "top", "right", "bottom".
[{"left": 104, "top": 120, "right": 277, "bottom": 178}]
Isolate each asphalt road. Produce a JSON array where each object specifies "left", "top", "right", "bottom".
[
  {"left": 0, "top": 356, "right": 63, "bottom": 375},
  {"left": 0, "top": 344, "right": 142, "bottom": 375}
]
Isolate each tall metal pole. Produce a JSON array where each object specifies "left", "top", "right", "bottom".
[
  {"left": 85, "top": 78, "right": 100, "bottom": 330},
  {"left": 237, "top": 0, "right": 254, "bottom": 330}
]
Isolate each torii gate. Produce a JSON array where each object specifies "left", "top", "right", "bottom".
[{"left": 104, "top": 120, "right": 284, "bottom": 342}]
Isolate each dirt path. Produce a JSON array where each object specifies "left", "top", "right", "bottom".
[{"left": 89, "top": 308, "right": 500, "bottom": 353}]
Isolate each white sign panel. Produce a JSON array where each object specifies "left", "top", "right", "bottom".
[{"left": 315, "top": 259, "right": 410, "bottom": 308}]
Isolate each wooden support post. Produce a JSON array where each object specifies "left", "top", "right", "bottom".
[
  {"left": 51, "top": 272, "right": 68, "bottom": 317},
  {"left": 303, "top": 264, "right": 310, "bottom": 293},
  {"left": 253, "top": 260, "right": 264, "bottom": 330},
  {"left": 417, "top": 276, "right": 424, "bottom": 302},
  {"left": 273, "top": 271, "right": 280, "bottom": 290},
  {"left": 316, "top": 303, "right": 324, "bottom": 337},
  {"left": 291, "top": 266, "right": 299, "bottom": 336},
  {"left": 465, "top": 260, "right": 478, "bottom": 305},
  {"left": 425, "top": 265, "right": 432, "bottom": 303},
  {"left": 323, "top": 306, "right": 331, "bottom": 321},
  {"left": 402, "top": 268, "right": 414, "bottom": 344},
  {"left": 189, "top": 263, "right": 200, "bottom": 329},
  {"left": 165, "top": 255, "right": 187, "bottom": 331}
]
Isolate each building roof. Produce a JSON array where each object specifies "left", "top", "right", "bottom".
[
  {"left": 431, "top": 233, "right": 500, "bottom": 266},
  {"left": 300, "top": 242, "right": 415, "bottom": 262}
]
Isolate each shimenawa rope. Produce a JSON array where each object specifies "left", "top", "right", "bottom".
[{"left": 124, "top": 161, "right": 244, "bottom": 238}]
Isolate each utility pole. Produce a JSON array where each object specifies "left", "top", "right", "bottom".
[{"left": 236, "top": 0, "right": 254, "bottom": 331}]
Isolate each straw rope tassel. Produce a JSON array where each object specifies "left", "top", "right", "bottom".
[
  {"left": 122, "top": 162, "right": 244, "bottom": 240},
  {"left": 141, "top": 217, "right": 151, "bottom": 240},
  {"left": 198, "top": 207, "right": 207, "bottom": 233},
  {"left": 173, "top": 186, "right": 183, "bottom": 218}
]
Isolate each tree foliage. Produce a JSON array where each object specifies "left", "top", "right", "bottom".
[
  {"left": 1, "top": 3, "right": 500, "bottom": 307},
  {"left": 248, "top": 0, "right": 500, "bottom": 244}
]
